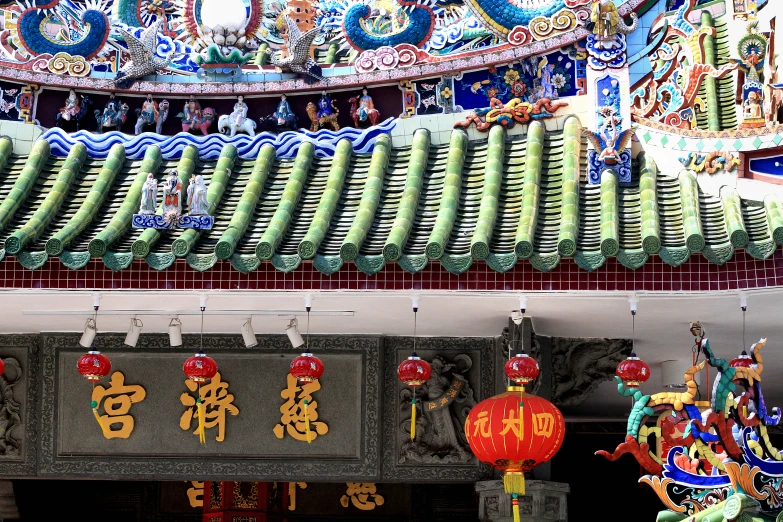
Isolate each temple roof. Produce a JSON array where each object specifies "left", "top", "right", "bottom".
[{"left": 0, "top": 116, "right": 781, "bottom": 275}]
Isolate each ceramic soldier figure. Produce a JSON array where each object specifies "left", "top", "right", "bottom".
[
  {"left": 103, "top": 92, "right": 121, "bottom": 122},
  {"left": 352, "top": 87, "right": 380, "bottom": 127},
  {"left": 139, "top": 173, "right": 158, "bottom": 214},
  {"left": 317, "top": 90, "right": 334, "bottom": 119}
]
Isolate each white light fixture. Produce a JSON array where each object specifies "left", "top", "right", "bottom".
[
  {"left": 242, "top": 318, "right": 257, "bottom": 348},
  {"left": 79, "top": 317, "right": 97, "bottom": 348},
  {"left": 169, "top": 317, "right": 182, "bottom": 347},
  {"left": 286, "top": 318, "right": 304, "bottom": 348},
  {"left": 661, "top": 360, "right": 701, "bottom": 389},
  {"left": 124, "top": 317, "right": 143, "bottom": 347}
]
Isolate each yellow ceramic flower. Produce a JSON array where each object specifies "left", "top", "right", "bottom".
[
  {"left": 441, "top": 87, "right": 452, "bottom": 99},
  {"left": 504, "top": 70, "right": 520, "bottom": 85}
]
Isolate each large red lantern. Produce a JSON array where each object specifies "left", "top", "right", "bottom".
[
  {"left": 505, "top": 353, "right": 539, "bottom": 385},
  {"left": 77, "top": 350, "right": 112, "bottom": 436},
  {"left": 465, "top": 387, "right": 565, "bottom": 522},
  {"left": 398, "top": 355, "right": 432, "bottom": 440},
  {"left": 730, "top": 350, "right": 753, "bottom": 369},
  {"left": 290, "top": 352, "right": 324, "bottom": 444},
  {"left": 616, "top": 352, "right": 651, "bottom": 388},
  {"left": 183, "top": 351, "right": 218, "bottom": 445}
]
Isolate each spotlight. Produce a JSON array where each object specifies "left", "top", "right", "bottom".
[
  {"left": 79, "top": 317, "right": 96, "bottom": 348},
  {"left": 124, "top": 317, "right": 143, "bottom": 347},
  {"left": 242, "top": 318, "right": 258, "bottom": 348},
  {"left": 286, "top": 318, "right": 304, "bottom": 348},
  {"left": 169, "top": 317, "right": 182, "bottom": 347}
]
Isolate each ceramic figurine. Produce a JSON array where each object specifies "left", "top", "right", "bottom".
[
  {"left": 134, "top": 94, "right": 159, "bottom": 135},
  {"left": 307, "top": 91, "right": 340, "bottom": 131},
  {"left": 60, "top": 90, "right": 80, "bottom": 121},
  {"left": 218, "top": 95, "right": 257, "bottom": 137},
  {"left": 95, "top": 93, "right": 129, "bottom": 133},
  {"left": 189, "top": 176, "right": 209, "bottom": 216},
  {"left": 139, "top": 173, "right": 158, "bottom": 215},
  {"left": 178, "top": 95, "right": 215, "bottom": 135},
  {"left": 587, "top": 0, "right": 620, "bottom": 48},
  {"left": 56, "top": 91, "right": 92, "bottom": 131},
  {"left": 187, "top": 173, "right": 196, "bottom": 211},
  {"left": 162, "top": 170, "right": 182, "bottom": 215},
  {"left": 260, "top": 94, "right": 298, "bottom": 133},
  {"left": 349, "top": 87, "right": 380, "bottom": 128}
]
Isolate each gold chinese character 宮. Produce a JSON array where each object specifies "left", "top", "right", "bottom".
[
  {"left": 186, "top": 481, "right": 204, "bottom": 508},
  {"left": 273, "top": 374, "right": 328, "bottom": 442},
  {"left": 179, "top": 371, "right": 239, "bottom": 442},
  {"left": 287, "top": 482, "right": 307, "bottom": 511},
  {"left": 91, "top": 371, "right": 146, "bottom": 439},
  {"left": 340, "top": 483, "right": 384, "bottom": 511}
]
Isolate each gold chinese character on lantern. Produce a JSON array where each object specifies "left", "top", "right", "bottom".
[
  {"left": 499, "top": 408, "right": 522, "bottom": 438},
  {"left": 470, "top": 410, "right": 492, "bottom": 438},
  {"left": 91, "top": 371, "right": 146, "bottom": 439},
  {"left": 186, "top": 481, "right": 204, "bottom": 508},
  {"left": 533, "top": 412, "right": 555, "bottom": 438},
  {"left": 340, "top": 483, "right": 384, "bottom": 511},
  {"left": 179, "top": 371, "right": 239, "bottom": 442},
  {"left": 273, "top": 374, "right": 328, "bottom": 442}
]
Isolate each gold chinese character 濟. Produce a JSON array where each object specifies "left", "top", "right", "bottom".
[
  {"left": 186, "top": 481, "right": 204, "bottom": 508},
  {"left": 179, "top": 371, "right": 239, "bottom": 442},
  {"left": 288, "top": 482, "right": 307, "bottom": 511},
  {"left": 92, "top": 371, "right": 146, "bottom": 439},
  {"left": 340, "top": 483, "right": 384, "bottom": 511},
  {"left": 533, "top": 412, "right": 555, "bottom": 438},
  {"left": 273, "top": 374, "right": 328, "bottom": 442}
]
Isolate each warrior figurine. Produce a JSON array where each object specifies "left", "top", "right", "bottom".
[
  {"left": 134, "top": 93, "right": 159, "bottom": 135},
  {"left": 317, "top": 91, "right": 334, "bottom": 119},
  {"left": 60, "top": 90, "right": 80, "bottom": 121},
  {"left": 351, "top": 87, "right": 380, "bottom": 127},
  {"left": 275, "top": 94, "right": 294, "bottom": 127},
  {"left": 588, "top": 0, "right": 620, "bottom": 48}
]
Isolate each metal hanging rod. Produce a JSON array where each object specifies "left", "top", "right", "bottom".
[{"left": 22, "top": 309, "right": 354, "bottom": 317}]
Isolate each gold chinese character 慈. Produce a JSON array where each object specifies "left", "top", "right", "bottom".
[
  {"left": 91, "top": 371, "right": 146, "bottom": 439},
  {"left": 340, "top": 483, "right": 384, "bottom": 511},
  {"left": 273, "top": 374, "right": 328, "bottom": 442},
  {"left": 179, "top": 371, "right": 239, "bottom": 442},
  {"left": 186, "top": 481, "right": 204, "bottom": 508}
]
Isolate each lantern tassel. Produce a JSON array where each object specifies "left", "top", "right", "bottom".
[
  {"left": 197, "top": 398, "right": 206, "bottom": 445},
  {"left": 410, "top": 397, "right": 417, "bottom": 440},
  {"left": 512, "top": 494, "right": 521, "bottom": 522},
  {"left": 304, "top": 399, "right": 312, "bottom": 444},
  {"left": 503, "top": 472, "right": 525, "bottom": 496},
  {"left": 91, "top": 401, "right": 106, "bottom": 436}
]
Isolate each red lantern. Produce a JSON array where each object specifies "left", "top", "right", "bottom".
[
  {"left": 616, "top": 353, "right": 651, "bottom": 387},
  {"left": 505, "top": 353, "right": 539, "bottom": 385},
  {"left": 465, "top": 387, "right": 565, "bottom": 522},
  {"left": 183, "top": 352, "right": 218, "bottom": 383},
  {"left": 77, "top": 351, "right": 111, "bottom": 382},
  {"left": 730, "top": 351, "right": 753, "bottom": 368},
  {"left": 398, "top": 355, "right": 432, "bottom": 440},
  {"left": 290, "top": 353, "right": 324, "bottom": 384}
]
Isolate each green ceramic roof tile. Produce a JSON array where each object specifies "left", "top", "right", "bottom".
[{"left": 0, "top": 134, "right": 780, "bottom": 273}]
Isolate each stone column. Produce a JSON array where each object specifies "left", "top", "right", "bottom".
[{"left": 475, "top": 480, "right": 569, "bottom": 522}]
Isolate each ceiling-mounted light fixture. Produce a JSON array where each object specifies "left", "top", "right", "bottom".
[
  {"left": 124, "top": 317, "right": 143, "bottom": 348},
  {"left": 286, "top": 318, "right": 304, "bottom": 348},
  {"left": 79, "top": 294, "right": 101, "bottom": 348},
  {"left": 169, "top": 317, "right": 183, "bottom": 347},
  {"left": 242, "top": 318, "right": 257, "bottom": 348}
]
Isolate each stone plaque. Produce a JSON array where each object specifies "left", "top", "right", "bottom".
[{"left": 0, "top": 335, "right": 39, "bottom": 477}]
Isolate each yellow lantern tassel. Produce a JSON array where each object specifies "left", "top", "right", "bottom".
[
  {"left": 512, "top": 494, "right": 521, "bottom": 522},
  {"left": 91, "top": 400, "right": 106, "bottom": 436},
  {"left": 503, "top": 472, "right": 526, "bottom": 496},
  {"left": 303, "top": 399, "right": 312, "bottom": 444},
  {"left": 410, "top": 397, "right": 417, "bottom": 440},
  {"left": 197, "top": 397, "right": 206, "bottom": 445}
]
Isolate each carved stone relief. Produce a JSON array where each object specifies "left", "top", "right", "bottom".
[
  {"left": 0, "top": 335, "right": 38, "bottom": 477},
  {"left": 0, "top": 358, "right": 22, "bottom": 457}
]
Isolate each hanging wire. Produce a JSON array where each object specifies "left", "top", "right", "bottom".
[
  {"left": 631, "top": 309, "right": 635, "bottom": 354},
  {"left": 412, "top": 307, "right": 417, "bottom": 356},
  {"left": 199, "top": 307, "right": 204, "bottom": 353},
  {"left": 306, "top": 308, "right": 311, "bottom": 353},
  {"left": 742, "top": 304, "right": 747, "bottom": 353}
]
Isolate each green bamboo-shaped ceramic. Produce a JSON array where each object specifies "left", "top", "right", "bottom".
[
  {"left": 722, "top": 188, "right": 748, "bottom": 248},
  {"left": 638, "top": 152, "right": 660, "bottom": 254},
  {"left": 701, "top": 11, "right": 720, "bottom": 132},
  {"left": 471, "top": 125, "right": 505, "bottom": 260},
  {"left": 172, "top": 144, "right": 238, "bottom": 257},
  {"left": 383, "top": 129, "right": 430, "bottom": 261},
  {"left": 299, "top": 139, "right": 352, "bottom": 259},
  {"left": 132, "top": 145, "right": 199, "bottom": 258},
  {"left": 764, "top": 196, "right": 783, "bottom": 245},
  {"left": 6, "top": 142, "right": 87, "bottom": 255},
  {"left": 679, "top": 171, "right": 704, "bottom": 252},
  {"left": 340, "top": 134, "right": 391, "bottom": 260},
  {"left": 557, "top": 116, "right": 582, "bottom": 257},
  {"left": 599, "top": 169, "right": 619, "bottom": 257},
  {"left": 0, "top": 136, "right": 13, "bottom": 174},
  {"left": 0, "top": 139, "right": 49, "bottom": 233},
  {"left": 89, "top": 145, "right": 162, "bottom": 257},
  {"left": 425, "top": 129, "right": 467, "bottom": 259},
  {"left": 46, "top": 143, "right": 125, "bottom": 256},
  {"left": 324, "top": 43, "right": 339, "bottom": 64},
  {"left": 514, "top": 121, "right": 544, "bottom": 259},
  {"left": 216, "top": 144, "right": 276, "bottom": 260},
  {"left": 256, "top": 141, "right": 314, "bottom": 260},
  {"left": 255, "top": 43, "right": 269, "bottom": 65}
]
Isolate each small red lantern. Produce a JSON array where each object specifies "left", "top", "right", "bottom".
[
  {"left": 505, "top": 353, "right": 539, "bottom": 385},
  {"left": 290, "top": 353, "right": 324, "bottom": 384},
  {"left": 398, "top": 355, "right": 432, "bottom": 440},
  {"left": 616, "top": 352, "right": 651, "bottom": 388},
  {"left": 183, "top": 352, "right": 218, "bottom": 383},
  {"left": 77, "top": 351, "right": 111, "bottom": 382},
  {"left": 465, "top": 387, "right": 566, "bottom": 522},
  {"left": 730, "top": 350, "right": 753, "bottom": 369},
  {"left": 290, "top": 352, "right": 324, "bottom": 444}
]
